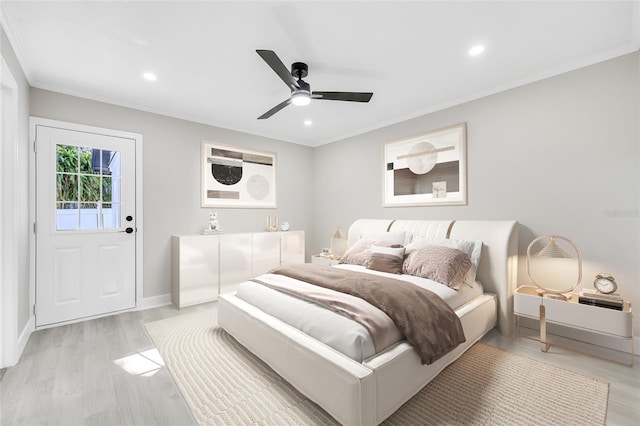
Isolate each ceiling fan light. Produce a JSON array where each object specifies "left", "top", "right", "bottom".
[{"left": 291, "top": 90, "right": 311, "bottom": 106}]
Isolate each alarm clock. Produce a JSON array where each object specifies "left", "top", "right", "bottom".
[
  {"left": 593, "top": 274, "right": 617, "bottom": 294},
  {"left": 280, "top": 220, "right": 290, "bottom": 231}
]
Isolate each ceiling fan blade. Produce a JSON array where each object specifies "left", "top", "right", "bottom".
[
  {"left": 312, "top": 91, "right": 373, "bottom": 102},
  {"left": 256, "top": 49, "right": 299, "bottom": 91},
  {"left": 258, "top": 98, "right": 292, "bottom": 120}
]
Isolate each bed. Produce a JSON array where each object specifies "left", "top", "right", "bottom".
[{"left": 219, "top": 219, "right": 518, "bottom": 425}]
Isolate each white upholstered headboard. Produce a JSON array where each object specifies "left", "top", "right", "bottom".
[{"left": 346, "top": 219, "right": 519, "bottom": 335}]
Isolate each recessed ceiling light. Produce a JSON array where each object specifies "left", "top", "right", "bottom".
[
  {"left": 304, "top": 120, "right": 313, "bottom": 126},
  {"left": 143, "top": 72, "right": 157, "bottom": 81},
  {"left": 469, "top": 45, "right": 485, "bottom": 56}
]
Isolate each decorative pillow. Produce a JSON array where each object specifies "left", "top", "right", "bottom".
[
  {"left": 402, "top": 244, "right": 473, "bottom": 289},
  {"left": 339, "top": 239, "right": 397, "bottom": 267},
  {"left": 367, "top": 245, "right": 405, "bottom": 274},
  {"left": 411, "top": 237, "right": 483, "bottom": 288}
]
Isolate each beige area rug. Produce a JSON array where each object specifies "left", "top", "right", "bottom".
[{"left": 145, "top": 310, "right": 609, "bottom": 425}]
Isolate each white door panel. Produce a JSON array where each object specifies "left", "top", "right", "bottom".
[{"left": 36, "top": 124, "right": 136, "bottom": 326}]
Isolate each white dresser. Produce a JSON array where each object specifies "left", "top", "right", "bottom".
[{"left": 171, "top": 231, "right": 305, "bottom": 308}]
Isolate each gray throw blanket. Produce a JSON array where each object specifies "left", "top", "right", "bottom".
[{"left": 271, "top": 264, "right": 466, "bottom": 365}]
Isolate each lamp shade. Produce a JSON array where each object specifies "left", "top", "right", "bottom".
[
  {"left": 527, "top": 235, "right": 582, "bottom": 295},
  {"left": 330, "top": 227, "right": 347, "bottom": 257}
]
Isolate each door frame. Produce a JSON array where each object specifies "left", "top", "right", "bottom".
[
  {"left": 30, "top": 117, "right": 144, "bottom": 329},
  {"left": 1, "top": 56, "right": 20, "bottom": 367}
]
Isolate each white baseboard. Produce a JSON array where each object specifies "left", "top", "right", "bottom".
[
  {"left": 16, "top": 315, "right": 34, "bottom": 363},
  {"left": 137, "top": 293, "right": 172, "bottom": 311}
]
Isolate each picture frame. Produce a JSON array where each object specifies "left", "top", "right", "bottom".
[
  {"left": 383, "top": 123, "right": 467, "bottom": 207},
  {"left": 201, "top": 140, "right": 277, "bottom": 208}
]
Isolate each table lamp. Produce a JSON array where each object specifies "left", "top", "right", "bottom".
[
  {"left": 526, "top": 235, "right": 582, "bottom": 301},
  {"left": 330, "top": 227, "right": 347, "bottom": 258}
]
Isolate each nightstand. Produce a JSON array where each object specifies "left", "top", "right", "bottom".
[
  {"left": 514, "top": 285, "right": 634, "bottom": 366},
  {"left": 311, "top": 255, "right": 340, "bottom": 266}
]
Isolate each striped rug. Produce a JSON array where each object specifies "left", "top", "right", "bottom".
[{"left": 145, "top": 310, "right": 608, "bottom": 425}]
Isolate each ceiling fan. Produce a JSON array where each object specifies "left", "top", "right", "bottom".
[{"left": 256, "top": 49, "right": 374, "bottom": 120}]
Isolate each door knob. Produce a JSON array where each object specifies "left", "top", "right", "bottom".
[
  {"left": 126, "top": 215, "right": 133, "bottom": 222},
  {"left": 125, "top": 227, "right": 134, "bottom": 234}
]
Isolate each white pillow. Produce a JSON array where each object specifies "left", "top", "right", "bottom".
[{"left": 411, "top": 237, "right": 483, "bottom": 288}]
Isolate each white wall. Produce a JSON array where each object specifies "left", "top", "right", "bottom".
[
  {"left": 313, "top": 52, "right": 640, "bottom": 340},
  {"left": 1, "top": 25, "right": 31, "bottom": 343},
  {"left": 29, "top": 89, "right": 315, "bottom": 300}
]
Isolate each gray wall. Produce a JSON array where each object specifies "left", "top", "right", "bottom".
[
  {"left": 313, "top": 52, "right": 640, "bottom": 336},
  {"left": 1, "top": 26, "right": 31, "bottom": 332},
  {"left": 29, "top": 89, "right": 314, "bottom": 299}
]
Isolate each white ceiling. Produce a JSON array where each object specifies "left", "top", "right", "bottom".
[{"left": 2, "top": 1, "right": 638, "bottom": 147}]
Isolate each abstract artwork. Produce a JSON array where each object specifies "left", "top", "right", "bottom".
[
  {"left": 201, "top": 141, "right": 276, "bottom": 208},
  {"left": 383, "top": 123, "right": 467, "bottom": 207}
]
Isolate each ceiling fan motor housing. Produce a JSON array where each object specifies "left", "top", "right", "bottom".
[{"left": 291, "top": 62, "right": 308, "bottom": 79}]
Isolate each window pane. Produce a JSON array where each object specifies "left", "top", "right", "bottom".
[
  {"left": 109, "top": 151, "right": 121, "bottom": 177},
  {"left": 79, "top": 202, "right": 99, "bottom": 229},
  {"left": 109, "top": 177, "right": 121, "bottom": 203},
  {"left": 102, "top": 176, "right": 112, "bottom": 202},
  {"left": 56, "top": 145, "right": 79, "bottom": 173},
  {"left": 56, "top": 202, "right": 78, "bottom": 231},
  {"left": 56, "top": 173, "right": 78, "bottom": 202},
  {"left": 79, "top": 147, "right": 93, "bottom": 174},
  {"left": 80, "top": 175, "right": 101, "bottom": 202},
  {"left": 102, "top": 203, "right": 120, "bottom": 229}
]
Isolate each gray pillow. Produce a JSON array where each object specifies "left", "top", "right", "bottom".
[
  {"left": 402, "top": 244, "right": 472, "bottom": 289},
  {"left": 339, "top": 239, "right": 398, "bottom": 267},
  {"left": 367, "top": 245, "right": 405, "bottom": 274},
  {"left": 411, "top": 237, "right": 482, "bottom": 288}
]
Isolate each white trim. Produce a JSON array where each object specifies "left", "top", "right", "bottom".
[
  {"left": 1, "top": 55, "right": 20, "bottom": 368},
  {"left": 29, "top": 117, "right": 143, "bottom": 329},
  {"left": 31, "top": 294, "right": 170, "bottom": 331},
  {"left": 17, "top": 315, "right": 35, "bottom": 358},
  {"left": 138, "top": 293, "right": 172, "bottom": 311}
]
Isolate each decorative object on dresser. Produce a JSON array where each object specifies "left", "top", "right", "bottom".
[
  {"left": 201, "top": 212, "right": 222, "bottom": 234},
  {"left": 526, "top": 235, "right": 582, "bottom": 301},
  {"left": 266, "top": 216, "right": 279, "bottom": 231},
  {"left": 201, "top": 140, "right": 276, "bottom": 208},
  {"left": 383, "top": 122, "right": 467, "bottom": 207},
  {"left": 279, "top": 220, "right": 290, "bottom": 231},
  {"left": 329, "top": 226, "right": 347, "bottom": 257}
]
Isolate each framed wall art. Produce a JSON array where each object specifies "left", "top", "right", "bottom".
[
  {"left": 383, "top": 123, "right": 467, "bottom": 207},
  {"left": 201, "top": 140, "right": 276, "bottom": 208}
]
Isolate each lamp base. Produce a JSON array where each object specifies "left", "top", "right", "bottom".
[
  {"left": 534, "top": 288, "right": 572, "bottom": 301},
  {"left": 543, "top": 293, "right": 572, "bottom": 301}
]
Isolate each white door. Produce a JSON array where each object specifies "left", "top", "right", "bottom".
[{"left": 35, "top": 124, "right": 137, "bottom": 327}]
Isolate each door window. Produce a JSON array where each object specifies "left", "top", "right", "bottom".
[{"left": 55, "top": 145, "right": 121, "bottom": 231}]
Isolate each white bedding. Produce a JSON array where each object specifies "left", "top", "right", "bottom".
[{"left": 234, "top": 264, "right": 484, "bottom": 362}]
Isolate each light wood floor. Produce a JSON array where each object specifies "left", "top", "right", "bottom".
[{"left": 1, "top": 303, "right": 638, "bottom": 425}]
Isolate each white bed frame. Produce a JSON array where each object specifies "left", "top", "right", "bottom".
[{"left": 219, "top": 219, "right": 518, "bottom": 425}]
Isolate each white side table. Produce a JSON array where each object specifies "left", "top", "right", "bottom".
[
  {"left": 514, "top": 285, "right": 634, "bottom": 366},
  {"left": 311, "top": 255, "right": 340, "bottom": 267}
]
